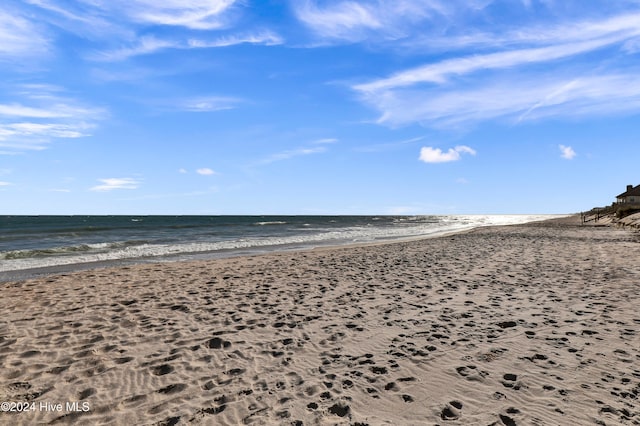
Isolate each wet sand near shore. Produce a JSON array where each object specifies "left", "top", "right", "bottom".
[{"left": 1, "top": 216, "right": 639, "bottom": 425}]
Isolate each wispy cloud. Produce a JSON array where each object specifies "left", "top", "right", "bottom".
[
  {"left": 178, "top": 168, "right": 218, "bottom": 175},
  {"left": 354, "top": 38, "right": 633, "bottom": 93},
  {"left": 294, "top": 0, "right": 450, "bottom": 43},
  {"left": 559, "top": 145, "right": 577, "bottom": 160},
  {"left": 196, "top": 168, "right": 217, "bottom": 175},
  {"left": 188, "top": 31, "right": 283, "bottom": 48},
  {"left": 259, "top": 146, "right": 327, "bottom": 165},
  {"left": 419, "top": 145, "right": 476, "bottom": 163},
  {"left": 354, "top": 11, "right": 640, "bottom": 95},
  {"left": 93, "top": 30, "right": 283, "bottom": 61},
  {"left": 91, "top": 36, "right": 179, "bottom": 61},
  {"left": 90, "top": 177, "right": 141, "bottom": 192},
  {"left": 0, "top": 86, "right": 105, "bottom": 154},
  {"left": 0, "top": 7, "right": 50, "bottom": 60},
  {"left": 112, "top": 0, "right": 239, "bottom": 30},
  {"left": 33, "top": 0, "right": 240, "bottom": 31},
  {"left": 312, "top": 138, "right": 339, "bottom": 145},
  {"left": 0, "top": 181, "right": 11, "bottom": 186},
  {"left": 0, "top": 103, "right": 96, "bottom": 119},
  {"left": 248, "top": 136, "right": 337, "bottom": 167},
  {"left": 0, "top": 123, "right": 89, "bottom": 139},
  {"left": 402, "top": 12, "right": 640, "bottom": 54},
  {"left": 22, "top": 0, "right": 278, "bottom": 63},
  {"left": 295, "top": 1, "right": 383, "bottom": 41},
  {"left": 354, "top": 135, "right": 424, "bottom": 153},
  {"left": 24, "top": 0, "right": 119, "bottom": 37},
  {"left": 352, "top": 8, "right": 640, "bottom": 128},
  {"left": 363, "top": 73, "right": 640, "bottom": 127},
  {"left": 180, "top": 96, "right": 242, "bottom": 112}
]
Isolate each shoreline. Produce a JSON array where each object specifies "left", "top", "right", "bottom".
[
  {"left": 0, "top": 214, "right": 569, "bottom": 284},
  {"left": 1, "top": 214, "right": 638, "bottom": 425}
]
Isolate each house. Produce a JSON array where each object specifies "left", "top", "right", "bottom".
[{"left": 616, "top": 184, "right": 640, "bottom": 203}]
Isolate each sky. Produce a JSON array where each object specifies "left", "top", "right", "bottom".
[{"left": 1, "top": 0, "right": 640, "bottom": 215}]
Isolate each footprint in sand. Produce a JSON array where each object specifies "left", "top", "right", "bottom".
[
  {"left": 156, "top": 383, "right": 187, "bottom": 395},
  {"left": 77, "top": 388, "right": 96, "bottom": 400},
  {"left": 328, "top": 402, "right": 350, "bottom": 418},
  {"left": 501, "top": 373, "right": 523, "bottom": 388},
  {"left": 205, "top": 337, "right": 231, "bottom": 349},
  {"left": 498, "top": 413, "right": 518, "bottom": 426},
  {"left": 151, "top": 364, "right": 174, "bottom": 376},
  {"left": 440, "top": 400, "right": 463, "bottom": 420},
  {"left": 384, "top": 381, "right": 399, "bottom": 391},
  {"left": 456, "top": 365, "right": 489, "bottom": 381}
]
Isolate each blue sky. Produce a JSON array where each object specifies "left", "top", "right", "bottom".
[{"left": 1, "top": 0, "right": 639, "bottom": 214}]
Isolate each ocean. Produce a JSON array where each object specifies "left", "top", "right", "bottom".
[{"left": 0, "top": 215, "right": 560, "bottom": 281}]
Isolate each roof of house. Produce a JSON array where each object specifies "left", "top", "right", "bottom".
[{"left": 617, "top": 184, "right": 640, "bottom": 198}]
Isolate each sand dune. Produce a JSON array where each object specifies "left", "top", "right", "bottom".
[{"left": 1, "top": 216, "right": 639, "bottom": 425}]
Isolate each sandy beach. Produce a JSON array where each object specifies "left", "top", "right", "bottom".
[{"left": 1, "top": 216, "right": 639, "bottom": 425}]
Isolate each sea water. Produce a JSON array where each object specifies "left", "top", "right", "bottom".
[{"left": 0, "top": 215, "right": 562, "bottom": 280}]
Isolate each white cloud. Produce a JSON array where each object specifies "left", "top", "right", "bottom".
[
  {"left": 295, "top": 1, "right": 382, "bottom": 41},
  {"left": 22, "top": 0, "right": 275, "bottom": 63},
  {"left": 404, "top": 12, "right": 640, "bottom": 54},
  {"left": 294, "top": 0, "right": 450, "bottom": 42},
  {"left": 0, "top": 8, "right": 50, "bottom": 60},
  {"left": 181, "top": 96, "right": 241, "bottom": 112},
  {"left": 25, "top": 0, "right": 119, "bottom": 36},
  {"left": 0, "top": 90, "right": 104, "bottom": 122},
  {"left": 0, "top": 181, "right": 11, "bottom": 186},
  {"left": 178, "top": 168, "right": 188, "bottom": 174},
  {"left": 90, "top": 177, "right": 140, "bottom": 191},
  {"left": 93, "top": 30, "right": 283, "bottom": 61},
  {"left": 623, "top": 37, "right": 640, "bottom": 54},
  {"left": 559, "top": 145, "right": 577, "bottom": 160},
  {"left": 0, "top": 86, "right": 105, "bottom": 154},
  {"left": 115, "top": 0, "right": 238, "bottom": 30},
  {"left": 188, "top": 31, "right": 283, "bottom": 48},
  {"left": 358, "top": 73, "right": 640, "bottom": 128},
  {"left": 196, "top": 168, "right": 216, "bottom": 175},
  {"left": 26, "top": 0, "right": 90, "bottom": 22},
  {"left": 354, "top": 36, "right": 635, "bottom": 94},
  {"left": 419, "top": 145, "right": 476, "bottom": 163},
  {"left": 259, "top": 146, "right": 327, "bottom": 165},
  {"left": 13, "top": 1, "right": 278, "bottom": 65},
  {"left": 1, "top": 123, "right": 89, "bottom": 138},
  {"left": 251, "top": 138, "right": 336, "bottom": 166},
  {"left": 312, "top": 138, "right": 339, "bottom": 145},
  {"left": 41, "top": 0, "right": 238, "bottom": 31},
  {"left": 351, "top": 9, "right": 640, "bottom": 128},
  {"left": 354, "top": 135, "right": 424, "bottom": 153},
  {"left": 91, "top": 36, "right": 179, "bottom": 61},
  {"left": 24, "top": 0, "right": 243, "bottom": 41}
]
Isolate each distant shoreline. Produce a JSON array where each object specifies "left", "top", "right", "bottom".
[{"left": 0, "top": 214, "right": 566, "bottom": 283}]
